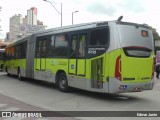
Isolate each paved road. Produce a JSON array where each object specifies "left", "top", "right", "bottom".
[{"left": 0, "top": 72, "right": 160, "bottom": 120}]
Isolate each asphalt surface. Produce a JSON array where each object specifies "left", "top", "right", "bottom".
[{"left": 0, "top": 72, "right": 160, "bottom": 120}]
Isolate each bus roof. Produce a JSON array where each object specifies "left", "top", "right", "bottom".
[
  {"left": 5, "top": 20, "right": 152, "bottom": 47},
  {"left": 35, "top": 21, "right": 109, "bottom": 37},
  {"left": 5, "top": 35, "right": 30, "bottom": 48},
  {"left": 34, "top": 20, "right": 152, "bottom": 37}
]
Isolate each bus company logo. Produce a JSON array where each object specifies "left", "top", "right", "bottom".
[
  {"left": 71, "top": 65, "right": 74, "bottom": 69},
  {"left": 2, "top": 112, "right": 11, "bottom": 117}
]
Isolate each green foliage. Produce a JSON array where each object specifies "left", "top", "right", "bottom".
[
  {"left": 152, "top": 29, "right": 159, "bottom": 41},
  {"left": 155, "top": 46, "right": 160, "bottom": 54},
  {"left": 142, "top": 23, "right": 159, "bottom": 41}
]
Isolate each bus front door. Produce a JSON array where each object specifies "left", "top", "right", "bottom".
[{"left": 69, "top": 33, "right": 87, "bottom": 77}]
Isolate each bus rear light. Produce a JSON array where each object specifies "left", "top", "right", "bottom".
[{"left": 115, "top": 55, "right": 122, "bottom": 80}]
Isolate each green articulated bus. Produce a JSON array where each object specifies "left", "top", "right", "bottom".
[
  {"left": 4, "top": 19, "right": 155, "bottom": 93},
  {"left": 0, "top": 49, "right": 5, "bottom": 71}
]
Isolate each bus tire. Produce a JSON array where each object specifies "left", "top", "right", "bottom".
[{"left": 57, "top": 72, "right": 69, "bottom": 92}]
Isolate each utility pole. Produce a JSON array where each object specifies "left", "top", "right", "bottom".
[
  {"left": 72, "top": 11, "right": 78, "bottom": 25},
  {"left": 43, "top": 0, "right": 62, "bottom": 27}
]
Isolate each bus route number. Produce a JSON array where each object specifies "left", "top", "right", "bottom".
[{"left": 88, "top": 49, "right": 96, "bottom": 54}]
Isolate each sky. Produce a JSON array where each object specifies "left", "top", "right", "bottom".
[{"left": 0, "top": 0, "right": 160, "bottom": 39}]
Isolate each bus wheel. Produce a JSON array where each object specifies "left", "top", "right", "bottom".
[{"left": 57, "top": 72, "right": 69, "bottom": 92}]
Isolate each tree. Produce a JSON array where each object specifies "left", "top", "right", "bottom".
[
  {"left": 142, "top": 23, "right": 159, "bottom": 41},
  {"left": 152, "top": 28, "right": 159, "bottom": 41}
]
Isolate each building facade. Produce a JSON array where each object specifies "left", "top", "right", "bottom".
[
  {"left": 22, "top": 15, "right": 28, "bottom": 25},
  {"left": 7, "top": 7, "right": 45, "bottom": 41},
  {"left": 20, "top": 24, "right": 45, "bottom": 36},
  {"left": 9, "top": 14, "right": 23, "bottom": 41},
  {"left": 27, "top": 7, "right": 37, "bottom": 25}
]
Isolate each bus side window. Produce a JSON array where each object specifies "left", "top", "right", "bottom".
[
  {"left": 79, "top": 34, "right": 86, "bottom": 58},
  {"left": 37, "top": 41, "right": 41, "bottom": 58},
  {"left": 90, "top": 28, "right": 108, "bottom": 46},
  {"left": 41, "top": 41, "right": 46, "bottom": 58},
  {"left": 54, "top": 34, "right": 68, "bottom": 57},
  {"left": 48, "top": 35, "right": 55, "bottom": 57},
  {"left": 21, "top": 41, "right": 27, "bottom": 58},
  {"left": 36, "top": 38, "right": 47, "bottom": 58},
  {"left": 70, "top": 35, "right": 78, "bottom": 58}
]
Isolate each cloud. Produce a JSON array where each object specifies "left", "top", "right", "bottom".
[
  {"left": 118, "top": 0, "right": 146, "bottom": 13},
  {"left": 84, "top": 0, "right": 146, "bottom": 17},
  {"left": 86, "top": 1, "right": 117, "bottom": 16}
]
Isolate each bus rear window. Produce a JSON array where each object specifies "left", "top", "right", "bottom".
[{"left": 123, "top": 47, "right": 152, "bottom": 58}]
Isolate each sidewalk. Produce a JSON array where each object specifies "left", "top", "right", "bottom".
[{"left": 0, "top": 94, "right": 77, "bottom": 120}]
